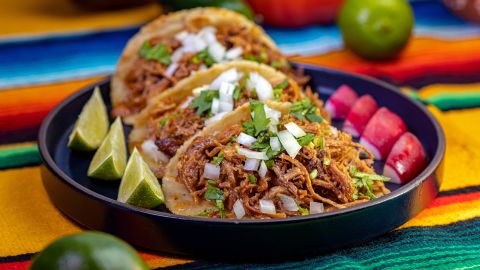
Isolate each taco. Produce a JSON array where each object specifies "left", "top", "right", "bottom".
[
  {"left": 163, "top": 100, "right": 390, "bottom": 219},
  {"left": 111, "top": 7, "right": 304, "bottom": 122},
  {"left": 129, "top": 61, "right": 324, "bottom": 178}
]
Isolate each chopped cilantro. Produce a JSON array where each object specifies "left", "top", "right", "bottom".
[
  {"left": 248, "top": 175, "right": 257, "bottom": 184},
  {"left": 323, "top": 157, "right": 331, "bottom": 166},
  {"left": 215, "top": 199, "right": 225, "bottom": 219},
  {"left": 309, "top": 169, "right": 318, "bottom": 180},
  {"left": 265, "top": 159, "right": 275, "bottom": 168},
  {"left": 313, "top": 136, "right": 324, "bottom": 149},
  {"left": 190, "top": 90, "right": 219, "bottom": 116},
  {"left": 273, "top": 79, "right": 289, "bottom": 101},
  {"left": 244, "top": 54, "right": 262, "bottom": 63},
  {"left": 290, "top": 99, "right": 323, "bottom": 123},
  {"left": 139, "top": 42, "right": 171, "bottom": 65},
  {"left": 242, "top": 121, "right": 256, "bottom": 137},
  {"left": 298, "top": 205, "right": 309, "bottom": 216},
  {"left": 159, "top": 116, "right": 169, "bottom": 128},
  {"left": 297, "top": 133, "right": 315, "bottom": 146},
  {"left": 233, "top": 85, "right": 242, "bottom": 100},
  {"left": 196, "top": 209, "right": 215, "bottom": 217},
  {"left": 250, "top": 100, "right": 270, "bottom": 136},
  {"left": 349, "top": 166, "right": 390, "bottom": 200},
  {"left": 212, "top": 152, "right": 224, "bottom": 166},
  {"left": 194, "top": 48, "right": 216, "bottom": 67},
  {"left": 204, "top": 184, "right": 224, "bottom": 201}
]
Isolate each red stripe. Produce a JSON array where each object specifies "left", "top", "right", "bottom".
[
  {"left": 0, "top": 261, "right": 29, "bottom": 270},
  {"left": 429, "top": 191, "right": 480, "bottom": 208}
]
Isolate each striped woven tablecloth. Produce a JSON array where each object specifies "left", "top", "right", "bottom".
[{"left": 1, "top": 0, "right": 480, "bottom": 269}]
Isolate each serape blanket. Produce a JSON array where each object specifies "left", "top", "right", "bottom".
[{"left": 1, "top": 0, "right": 480, "bottom": 269}]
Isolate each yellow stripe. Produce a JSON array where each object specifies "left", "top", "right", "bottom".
[
  {"left": 0, "top": 141, "right": 36, "bottom": 151},
  {"left": 428, "top": 106, "right": 480, "bottom": 191},
  {"left": 416, "top": 83, "right": 480, "bottom": 99},
  {"left": 147, "top": 257, "right": 192, "bottom": 269},
  {"left": 0, "top": 0, "right": 161, "bottom": 37},
  {"left": 0, "top": 166, "right": 81, "bottom": 257},
  {"left": 401, "top": 198, "right": 480, "bottom": 228}
]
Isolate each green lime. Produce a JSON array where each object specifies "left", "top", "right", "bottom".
[
  {"left": 68, "top": 87, "right": 109, "bottom": 151},
  {"left": 29, "top": 231, "right": 148, "bottom": 270},
  {"left": 87, "top": 117, "right": 127, "bottom": 180},
  {"left": 338, "top": 0, "right": 414, "bottom": 60},
  {"left": 117, "top": 148, "right": 164, "bottom": 209}
]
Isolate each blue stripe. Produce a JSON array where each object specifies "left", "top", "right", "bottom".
[{"left": 0, "top": 0, "right": 479, "bottom": 88}]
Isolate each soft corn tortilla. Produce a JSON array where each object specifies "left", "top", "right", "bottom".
[
  {"left": 111, "top": 7, "right": 277, "bottom": 123},
  {"left": 129, "top": 60, "right": 301, "bottom": 179}
]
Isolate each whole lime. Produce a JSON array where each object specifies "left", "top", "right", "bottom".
[
  {"left": 29, "top": 232, "right": 149, "bottom": 270},
  {"left": 338, "top": 0, "right": 414, "bottom": 60}
]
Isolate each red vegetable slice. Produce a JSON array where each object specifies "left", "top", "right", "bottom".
[
  {"left": 359, "top": 107, "right": 407, "bottom": 160},
  {"left": 383, "top": 132, "right": 428, "bottom": 184},
  {"left": 343, "top": 94, "right": 378, "bottom": 137},
  {"left": 325, "top": 85, "right": 358, "bottom": 119}
]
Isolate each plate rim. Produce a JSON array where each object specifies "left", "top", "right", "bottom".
[{"left": 38, "top": 66, "right": 445, "bottom": 225}]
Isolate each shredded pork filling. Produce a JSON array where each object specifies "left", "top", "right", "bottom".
[
  {"left": 114, "top": 24, "right": 304, "bottom": 117},
  {"left": 176, "top": 116, "right": 389, "bottom": 219},
  {"left": 146, "top": 81, "right": 301, "bottom": 158}
]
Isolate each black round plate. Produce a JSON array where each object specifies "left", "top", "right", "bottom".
[{"left": 39, "top": 64, "right": 445, "bottom": 259}]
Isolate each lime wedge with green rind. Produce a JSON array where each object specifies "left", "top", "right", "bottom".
[
  {"left": 118, "top": 148, "right": 164, "bottom": 209},
  {"left": 88, "top": 117, "right": 127, "bottom": 180},
  {"left": 68, "top": 87, "right": 109, "bottom": 151}
]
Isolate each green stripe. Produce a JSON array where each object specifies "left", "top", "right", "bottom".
[
  {"left": 0, "top": 145, "right": 41, "bottom": 169},
  {"left": 408, "top": 90, "right": 480, "bottom": 110}
]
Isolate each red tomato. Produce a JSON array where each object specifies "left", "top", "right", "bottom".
[{"left": 247, "top": 0, "right": 344, "bottom": 27}]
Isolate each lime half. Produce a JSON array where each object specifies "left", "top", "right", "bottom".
[
  {"left": 68, "top": 87, "right": 109, "bottom": 151},
  {"left": 118, "top": 148, "right": 164, "bottom": 209},
  {"left": 88, "top": 117, "right": 127, "bottom": 180}
]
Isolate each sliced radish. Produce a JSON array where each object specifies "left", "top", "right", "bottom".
[
  {"left": 343, "top": 95, "right": 378, "bottom": 137},
  {"left": 360, "top": 107, "right": 407, "bottom": 160},
  {"left": 383, "top": 132, "right": 427, "bottom": 184},
  {"left": 325, "top": 85, "right": 358, "bottom": 119}
]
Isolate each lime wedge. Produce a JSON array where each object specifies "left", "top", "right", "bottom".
[
  {"left": 117, "top": 148, "right": 164, "bottom": 209},
  {"left": 68, "top": 87, "right": 109, "bottom": 151},
  {"left": 87, "top": 117, "right": 127, "bottom": 180}
]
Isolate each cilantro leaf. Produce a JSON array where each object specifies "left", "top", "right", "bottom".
[
  {"left": 273, "top": 79, "right": 288, "bottom": 101},
  {"left": 139, "top": 42, "right": 171, "bottom": 65},
  {"left": 297, "top": 133, "right": 315, "bottom": 146},
  {"left": 290, "top": 99, "right": 323, "bottom": 123},
  {"left": 215, "top": 199, "right": 225, "bottom": 219},
  {"left": 204, "top": 184, "right": 224, "bottom": 201},
  {"left": 242, "top": 121, "right": 256, "bottom": 137},
  {"left": 248, "top": 175, "right": 257, "bottom": 184},
  {"left": 250, "top": 100, "right": 270, "bottom": 136},
  {"left": 190, "top": 90, "right": 219, "bottom": 116},
  {"left": 159, "top": 116, "right": 169, "bottom": 128},
  {"left": 298, "top": 205, "right": 309, "bottom": 216},
  {"left": 233, "top": 85, "right": 242, "bottom": 100},
  {"left": 212, "top": 152, "right": 224, "bottom": 166},
  {"left": 194, "top": 48, "right": 215, "bottom": 67}
]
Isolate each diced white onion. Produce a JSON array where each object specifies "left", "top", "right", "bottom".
[
  {"left": 284, "top": 122, "right": 306, "bottom": 138},
  {"left": 179, "top": 96, "right": 194, "bottom": 110},
  {"left": 330, "top": 127, "right": 339, "bottom": 135},
  {"left": 198, "top": 64, "right": 208, "bottom": 71},
  {"left": 192, "top": 85, "right": 209, "bottom": 96},
  {"left": 233, "top": 199, "right": 245, "bottom": 219},
  {"left": 203, "top": 163, "right": 220, "bottom": 180},
  {"left": 270, "top": 137, "right": 281, "bottom": 151},
  {"left": 264, "top": 105, "right": 281, "bottom": 124},
  {"left": 210, "top": 68, "right": 240, "bottom": 90},
  {"left": 237, "top": 148, "right": 268, "bottom": 160},
  {"left": 237, "top": 132, "right": 257, "bottom": 147},
  {"left": 182, "top": 34, "right": 208, "bottom": 53},
  {"left": 211, "top": 98, "right": 220, "bottom": 114},
  {"left": 269, "top": 125, "right": 278, "bottom": 133},
  {"left": 171, "top": 48, "right": 185, "bottom": 63},
  {"left": 141, "top": 140, "right": 169, "bottom": 162},
  {"left": 219, "top": 82, "right": 234, "bottom": 103},
  {"left": 175, "top": 31, "right": 188, "bottom": 41},
  {"left": 309, "top": 201, "right": 325, "bottom": 214},
  {"left": 208, "top": 42, "right": 226, "bottom": 63},
  {"left": 247, "top": 72, "right": 273, "bottom": 101},
  {"left": 259, "top": 199, "right": 276, "bottom": 214},
  {"left": 244, "top": 158, "right": 260, "bottom": 171},
  {"left": 225, "top": 47, "right": 243, "bottom": 60},
  {"left": 204, "top": 112, "right": 228, "bottom": 126},
  {"left": 278, "top": 194, "right": 299, "bottom": 212},
  {"left": 219, "top": 101, "right": 233, "bottom": 113},
  {"left": 278, "top": 130, "right": 302, "bottom": 158},
  {"left": 259, "top": 161, "right": 268, "bottom": 178},
  {"left": 165, "top": 62, "right": 179, "bottom": 77},
  {"left": 198, "top": 27, "right": 217, "bottom": 45}
]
